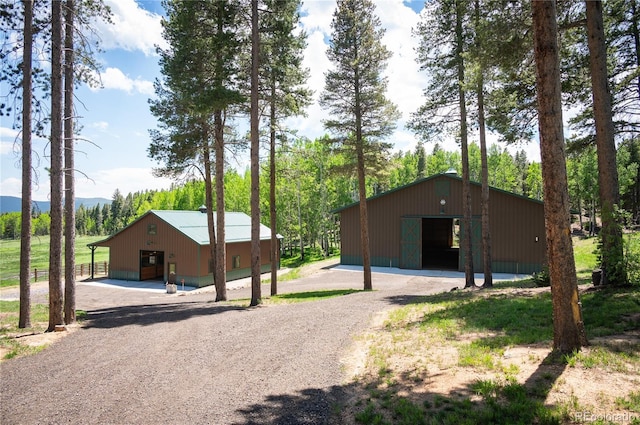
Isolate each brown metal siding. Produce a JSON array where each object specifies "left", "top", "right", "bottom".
[
  {"left": 97, "top": 212, "right": 278, "bottom": 286},
  {"left": 101, "top": 213, "right": 200, "bottom": 281},
  {"left": 339, "top": 175, "right": 546, "bottom": 272}
]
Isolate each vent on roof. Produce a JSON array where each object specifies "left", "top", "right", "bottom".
[
  {"left": 445, "top": 168, "right": 458, "bottom": 175},
  {"left": 198, "top": 205, "right": 207, "bottom": 213}
]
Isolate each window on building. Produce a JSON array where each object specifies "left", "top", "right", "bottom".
[
  {"left": 147, "top": 224, "right": 157, "bottom": 235},
  {"left": 232, "top": 255, "right": 241, "bottom": 269}
]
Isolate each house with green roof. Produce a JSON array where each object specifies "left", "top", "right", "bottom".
[{"left": 89, "top": 209, "right": 280, "bottom": 287}]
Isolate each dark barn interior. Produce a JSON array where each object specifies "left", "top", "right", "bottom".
[{"left": 422, "top": 218, "right": 459, "bottom": 270}]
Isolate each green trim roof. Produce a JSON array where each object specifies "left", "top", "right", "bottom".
[
  {"left": 89, "top": 210, "right": 280, "bottom": 247},
  {"left": 331, "top": 172, "right": 544, "bottom": 214}
]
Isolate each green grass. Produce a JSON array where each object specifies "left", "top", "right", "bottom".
[
  {"left": 0, "top": 300, "right": 50, "bottom": 360},
  {"left": 616, "top": 391, "right": 640, "bottom": 412},
  {"left": 230, "top": 289, "right": 361, "bottom": 306},
  {"left": 0, "top": 235, "right": 109, "bottom": 287},
  {"left": 573, "top": 236, "right": 599, "bottom": 276},
  {"left": 269, "top": 247, "right": 340, "bottom": 284},
  {"left": 353, "top": 283, "right": 640, "bottom": 424},
  {"left": 270, "top": 289, "right": 361, "bottom": 302},
  {"left": 0, "top": 300, "right": 87, "bottom": 360},
  {"left": 279, "top": 246, "right": 339, "bottom": 269}
]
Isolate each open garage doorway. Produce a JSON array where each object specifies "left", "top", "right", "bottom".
[{"left": 422, "top": 218, "right": 459, "bottom": 270}]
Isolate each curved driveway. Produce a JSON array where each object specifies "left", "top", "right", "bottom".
[{"left": 1, "top": 265, "right": 477, "bottom": 424}]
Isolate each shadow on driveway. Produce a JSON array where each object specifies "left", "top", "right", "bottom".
[{"left": 83, "top": 300, "right": 247, "bottom": 329}]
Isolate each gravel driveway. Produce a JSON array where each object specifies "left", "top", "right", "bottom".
[{"left": 1, "top": 264, "right": 462, "bottom": 424}]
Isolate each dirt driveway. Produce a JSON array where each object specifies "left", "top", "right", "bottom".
[{"left": 0, "top": 263, "right": 465, "bottom": 424}]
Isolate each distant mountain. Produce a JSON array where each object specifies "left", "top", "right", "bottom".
[{"left": 0, "top": 196, "right": 111, "bottom": 214}]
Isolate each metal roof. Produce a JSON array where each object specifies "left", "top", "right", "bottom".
[{"left": 90, "top": 210, "right": 279, "bottom": 247}]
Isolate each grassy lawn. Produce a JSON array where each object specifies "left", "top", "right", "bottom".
[
  {"left": 0, "top": 235, "right": 109, "bottom": 287},
  {"left": 572, "top": 236, "right": 599, "bottom": 277},
  {"left": 342, "top": 234, "right": 640, "bottom": 424},
  {"left": 346, "top": 284, "right": 640, "bottom": 424}
]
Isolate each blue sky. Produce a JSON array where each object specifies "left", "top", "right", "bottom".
[{"left": 0, "top": 0, "right": 540, "bottom": 202}]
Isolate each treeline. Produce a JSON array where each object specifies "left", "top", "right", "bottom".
[{"left": 2, "top": 137, "right": 638, "bottom": 243}]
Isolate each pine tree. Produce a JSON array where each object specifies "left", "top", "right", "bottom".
[
  {"left": 150, "top": 0, "right": 245, "bottom": 301},
  {"left": 64, "top": 0, "right": 76, "bottom": 324},
  {"left": 320, "top": 0, "right": 399, "bottom": 291},
  {"left": 412, "top": 0, "right": 475, "bottom": 288},
  {"left": 586, "top": 0, "right": 626, "bottom": 285},
  {"left": 532, "top": 0, "right": 587, "bottom": 353},
  {"left": 19, "top": 0, "right": 34, "bottom": 329},
  {"left": 48, "top": 0, "right": 64, "bottom": 332},
  {"left": 260, "top": 0, "right": 311, "bottom": 296},
  {"left": 250, "top": 0, "right": 261, "bottom": 306}
]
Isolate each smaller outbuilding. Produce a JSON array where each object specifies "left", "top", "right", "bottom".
[
  {"left": 334, "top": 173, "right": 547, "bottom": 274},
  {"left": 89, "top": 209, "right": 280, "bottom": 287}
]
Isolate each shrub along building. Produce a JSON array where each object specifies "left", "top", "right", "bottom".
[
  {"left": 88, "top": 209, "right": 280, "bottom": 287},
  {"left": 334, "top": 173, "right": 547, "bottom": 274}
]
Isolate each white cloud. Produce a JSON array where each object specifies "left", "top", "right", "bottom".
[
  {"left": 300, "top": 0, "right": 335, "bottom": 34},
  {"left": 75, "top": 168, "right": 174, "bottom": 199},
  {"left": 296, "top": 0, "right": 425, "bottom": 152},
  {"left": 89, "top": 67, "right": 154, "bottom": 95},
  {"left": 91, "top": 121, "right": 110, "bottom": 131},
  {"left": 0, "top": 177, "right": 23, "bottom": 198},
  {"left": 0, "top": 127, "right": 20, "bottom": 155},
  {"left": 1, "top": 168, "right": 173, "bottom": 200},
  {"left": 94, "top": 0, "right": 167, "bottom": 56}
]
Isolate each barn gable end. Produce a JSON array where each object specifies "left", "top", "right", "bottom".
[{"left": 335, "top": 174, "right": 546, "bottom": 274}]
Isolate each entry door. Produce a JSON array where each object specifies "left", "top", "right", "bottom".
[{"left": 400, "top": 217, "right": 422, "bottom": 269}]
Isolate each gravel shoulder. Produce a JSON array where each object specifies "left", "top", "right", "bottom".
[{"left": 1, "top": 262, "right": 461, "bottom": 425}]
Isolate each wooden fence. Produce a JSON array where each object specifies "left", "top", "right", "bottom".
[{"left": 31, "top": 262, "right": 109, "bottom": 282}]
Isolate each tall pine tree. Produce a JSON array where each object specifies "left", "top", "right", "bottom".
[
  {"left": 320, "top": 0, "right": 399, "bottom": 291},
  {"left": 150, "top": 0, "right": 245, "bottom": 301}
]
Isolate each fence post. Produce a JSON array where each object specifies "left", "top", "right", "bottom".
[{"left": 34, "top": 268, "right": 38, "bottom": 282}]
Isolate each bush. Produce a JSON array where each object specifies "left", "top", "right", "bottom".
[
  {"left": 532, "top": 267, "right": 550, "bottom": 287},
  {"left": 625, "top": 233, "right": 640, "bottom": 286}
]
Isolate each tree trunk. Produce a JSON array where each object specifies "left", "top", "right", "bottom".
[
  {"left": 214, "top": 110, "right": 227, "bottom": 301},
  {"left": 250, "top": 0, "right": 261, "bottom": 306},
  {"left": 356, "top": 141, "right": 372, "bottom": 290},
  {"left": 586, "top": 0, "right": 626, "bottom": 285},
  {"left": 478, "top": 78, "right": 493, "bottom": 287},
  {"left": 64, "top": 0, "right": 76, "bottom": 324},
  {"left": 19, "top": 0, "right": 34, "bottom": 329},
  {"left": 532, "top": 0, "right": 587, "bottom": 353},
  {"left": 203, "top": 136, "right": 217, "bottom": 296},
  {"left": 632, "top": 0, "right": 640, "bottom": 103},
  {"left": 48, "top": 0, "right": 64, "bottom": 332},
  {"left": 475, "top": 0, "right": 492, "bottom": 288},
  {"left": 297, "top": 179, "right": 304, "bottom": 261},
  {"left": 456, "top": 0, "right": 475, "bottom": 288},
  {"left": 354, "top": 61, "right": 372, "bottom": 291},
  {"left": 269, "top": 84, "right": 278, "bottom": 296}
]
